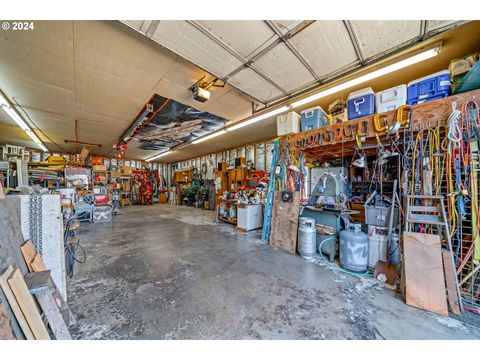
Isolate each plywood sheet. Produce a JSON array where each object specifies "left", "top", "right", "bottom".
[
  {"left": 442, "top": 251, "right": 461, "bottom": 315},
  {"left": 0, "top": 266, "right": 34, "bottom": 339},
  {"left": 269, "top": 191, "right": 300, "bottom": 255},
  {"left": 20, "top": 240, "right": 37, "bottom": 272},
  {"left": 0, "top": 299, "right": 14, "bottom": 340},
  {"left": 403, "top": 232, "right": 448, "bottom": 316},
  {"left": 7, "top": 268, "right": 50, "bottom": 340}
]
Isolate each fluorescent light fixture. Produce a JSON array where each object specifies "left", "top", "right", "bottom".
[
  {"left": 146, "top": 150, "right": 172, "bottom": 162},
  {"left": 226, "top": 106, "right": 289, "bottom": 132},
  {"left": 65, "top": 139, "right": 102, "bottom": 148},
  {"left": 0, "top": 89, "right": 49, "bottom": 152},
  {"left": 0, "top": 93, "right": 29, "bottom": 131},
  {"left": 291, "top": 47, "right": 440, "bottom": 108},
  {"left": 192, "top": 129, "right": 226, "bottom": 144}
]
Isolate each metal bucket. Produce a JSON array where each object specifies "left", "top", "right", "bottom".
[
  {"left": 298, "top": 217, "right": 316, "bottom": 259},
  {"left": 340, "top": 223, "right": 369, "bottom": 273},
  {"left": 367, "top": 225, "right": 388, "bottom": 270}
]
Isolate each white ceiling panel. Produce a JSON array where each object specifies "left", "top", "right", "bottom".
[
  {"left": 426, "top": 20, "right": 460, "bottom": 32},
  {"left": 122, "top": 20, "right": 144, "bottom": 32},
  {"left": 152, "top": 21, "right": 243, "bottom": 78},
  {"left": 351, "top": 20, "right": 422, "bottom": 59},
  {"left": 195, "top": 21, "right": 276, "bottom": 59},
  {"left": 253, "top": 43, "right": 316, "bottom": 92},
  {"left": 271, "top": 20, "right": 305, "bottom": 34},
  {"left": 289, "top": 21, "right": 359, "bottom": 79},
  {"left": 228, "top": 68, "right": 283, "bottom": 103}
]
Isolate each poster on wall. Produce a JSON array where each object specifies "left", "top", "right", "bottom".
[{"left": 119, "top": 94, "right": 227, "bottom": 153}]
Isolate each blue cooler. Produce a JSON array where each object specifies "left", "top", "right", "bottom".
[
  {"left": 347, "top": 87, "right": 375, "bottom": 120},
  {"left": 301, "top": 106, "right": 330, "bottom": 131},
  {"left": 407, "top": 70, "right": 451, "bottom": 105}
]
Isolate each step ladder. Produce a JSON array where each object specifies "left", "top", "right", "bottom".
[
  {"left": 404, "top": 195, "right": 464, "bottom": 312},
  {"left": 261, "top": 139, "right": 280, "bottom": 241}
]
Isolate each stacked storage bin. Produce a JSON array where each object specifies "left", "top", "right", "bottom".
[
  {"left": 347, "top": 88, "right": 375, "bottom": 120},
  {"left": 276, "top": 111, "right": 300, "bottom": 136},
  {"left": 300, "top": 106, "right": 330, "bottom": 131},
  {"left": 407, "top": 70, "right": 451, "bottom": 105},
  {"left": 375, "top": 84, "right": 407, "bottom": 113}
]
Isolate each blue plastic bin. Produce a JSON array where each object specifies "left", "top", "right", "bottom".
[
  {"left": 347, "top": 87, "right": 375, "bottom": 120},
  {"left": 301, "top": 106, "right": 330, "bottom": 131},
  {"left": 407, "top": 70, "right": 451, "bottom": 105}
]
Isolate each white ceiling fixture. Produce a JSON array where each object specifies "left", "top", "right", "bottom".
[
  {"left": 291, "top": 46, "right": 441, "bottom": 108},
  {"left": 0, "top": 89, "right": 48, "bottom": 152},
  {"left": 191, "top": 129, "right": 226, "bottom": 144},
  {"left": 146, "top": 150, "right": 172, "bottom": 162},
  {"left": 226, "top": 106, "right": 289, "bottom": 132}
]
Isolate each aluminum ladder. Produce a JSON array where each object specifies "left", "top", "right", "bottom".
[{"left": 261, "top": 139, "right": 280, "bottom": 241}]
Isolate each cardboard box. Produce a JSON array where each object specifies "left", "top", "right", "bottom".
[
  {"left": 121, "top": 182, "right": 131, "bottom": 192},
  {"left": 110, "top": 170, "right": 121, "bottom": 178},
  {"left": 93, "top": 165, "right": 107, "bottom": 172},
  {"left": 331, "top": 109, "right": 347, "bottom": 124},
  {"left": 120, "top": 198, "right": 131, "bottom": 207},
  {"left": 120, "top": 166, "right": 132, "bottom": 175}
]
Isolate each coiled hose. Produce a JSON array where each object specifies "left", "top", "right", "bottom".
[{"left": 64, "top": 215, "right": 87, "bottom": 278}]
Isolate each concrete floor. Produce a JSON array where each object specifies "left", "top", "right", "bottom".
[{"left": 67, "top": 204, "right": 480, "bottom": 340}]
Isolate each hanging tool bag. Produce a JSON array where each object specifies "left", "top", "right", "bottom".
[{"left": 364, "top": 193, "right": 399, "bottom": 227}]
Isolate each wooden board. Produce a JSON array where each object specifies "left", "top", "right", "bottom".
[
  {"left": 35, "top": 290, "right": 72, "bottom": 340},
  {"left": 0, "top": 266, "right": 34, "bottom": 339},
  {"left": 20, "top": 240, "right": 37, "bottom": 272},
  {"left": 24, "top": 271, "right": 51, "bottom": 294},
  {"left": 7, "top": 268, "right": 50, "bottom": 339},
  {"left": 269, "top": 191, "right": 301, "bottom": 255},
  {"left": 49, "top": 277, "right": 76, "bottom": 327},
  {"left": 0, "top": 299, "right": 14, "bottom": 340},
  {"left": 403, "top": 232, "right": 448, "bottom": 316},
  {"left": 30, "top": 253, "right": 47, "bottom": 272},
  {"left": 442, "top": 251, "right": 461, "bottom": 315}
]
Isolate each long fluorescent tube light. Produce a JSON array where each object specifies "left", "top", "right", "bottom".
[
  {"left": 146, "top": 150, "right": 172, "bottom": 162},
  {"left": 65, "top": 139, "right": 102, "bottom": 148},
  {"left": 291, "top": 47, "right": 440, "bottom": 108},
  {"left": 192, "top": 129, "right": 226, "bottom": 144},
  {"left": 226, "top": 106, "right": 289, "bottom": 132},
  {"left": 0, "top": 93, "right": 29, "bottom": 131},
  {"left": 0, "top": 90, "right": 49, "bottom": 152}
]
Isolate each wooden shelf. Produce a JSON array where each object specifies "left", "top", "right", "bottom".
[{"left": 218, "top": 216, "right": 237, "bottom": 225}]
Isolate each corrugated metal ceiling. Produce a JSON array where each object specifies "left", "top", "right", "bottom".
[{"left": 122, "top": 20, "right": 463, "bottom": 105}]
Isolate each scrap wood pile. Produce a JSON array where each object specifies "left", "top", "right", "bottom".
[{"left": 0, "top": 240, "right": 75, "bottom": 340}]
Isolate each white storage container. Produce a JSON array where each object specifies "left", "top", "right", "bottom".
[
  {"left": 276, "top": 111, "right": 300, "bottom": 136},
  {"left": 375, "top": 84, "right": 407, "bottom": 113},
  {"left": 237, "top": 204, "right": 263, "bottom": 231},
  {"left": 367, "top": 225, "right": 388, "bottom": 270}
]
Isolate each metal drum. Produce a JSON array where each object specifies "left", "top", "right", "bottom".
[
  {"left": 298, "top": 217, "right": 316, "bottom": 259},
  {"left": 340, "top": 223, "right": 369, "bottom": 273}
]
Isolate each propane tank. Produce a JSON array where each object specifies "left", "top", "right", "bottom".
[
  {"left": 389, "top": 229, "right": 401, "bottom": 265},
  {"left": 340, "top": 223, "right": 369, "bottom": 273},
  {"left": 298, "top": 217, "right": 317, "bottom": 259}
]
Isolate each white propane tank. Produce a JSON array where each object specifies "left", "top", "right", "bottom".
[
  {"left": 340, "top": 223, "right": 369, "bottom": 273},
  {"left": 298, "top": 217, "right": 316, "bottom": 259}
]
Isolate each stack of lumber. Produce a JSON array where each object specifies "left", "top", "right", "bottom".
[{"left": 0, "top": 240, "right": 74, "bottom": 340}]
